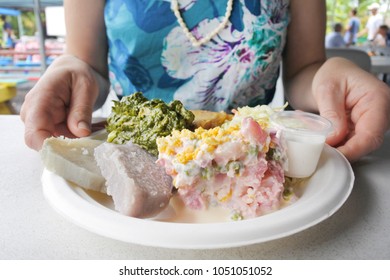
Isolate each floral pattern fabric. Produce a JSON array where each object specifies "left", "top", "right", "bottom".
[{"left": 104, "top": 0, "right": 290, "bottom": 111}]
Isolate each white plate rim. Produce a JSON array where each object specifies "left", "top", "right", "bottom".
[{"left": 41, "top": 145, "right": 354, "bottom": 249}]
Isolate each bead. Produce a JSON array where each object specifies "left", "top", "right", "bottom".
[{"left": 171, "top": 0, "right": 233, "bottom": 47}]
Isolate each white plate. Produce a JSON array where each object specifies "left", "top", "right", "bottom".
[{"left": 41, "top": 145, "right": 354, "bottom": 249}]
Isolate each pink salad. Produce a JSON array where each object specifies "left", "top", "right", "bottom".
[{"left": 156, "top": 106, "right": 288, "bottom": 220}]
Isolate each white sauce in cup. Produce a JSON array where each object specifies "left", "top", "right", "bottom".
[{"left": 271, "top": 111, "right": 332, "bottom": 178}]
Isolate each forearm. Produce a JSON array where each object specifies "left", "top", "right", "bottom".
[
  {"left": 357, "top": 28, "right": 367, "bottom": 38},
  {"left": 91, "top": 59, "right": 111, "bottom": 110},
  {"left": 64, "top": 0, "right": 108, "bottom": 79},
  {"left": 63, "top": 0, "right": 109, "bottom": 108},
  {"left": 346, "top": 32, "right": 353, "bottom": 44},
  {"left": 282, "top": 0, "right": 326, "bottom": 112},
  {"left": 283, "top": 62, "right": 323, "bottom": 112}
]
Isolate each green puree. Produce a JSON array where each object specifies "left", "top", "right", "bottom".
[{"left": 106, "top": 92, "right": 194, "bottom": 156}]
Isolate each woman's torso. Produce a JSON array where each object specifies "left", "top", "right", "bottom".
[{"left": 104, "top": 0, "right": 290, "bottom": 111}]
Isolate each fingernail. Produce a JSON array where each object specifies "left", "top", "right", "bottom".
[{"left": 78, "top": 121, "right": 91, "bottom": 132}]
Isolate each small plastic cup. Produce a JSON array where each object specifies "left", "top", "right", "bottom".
[{"left": 271, "top": 111, "right": 333, "bottom": 178}]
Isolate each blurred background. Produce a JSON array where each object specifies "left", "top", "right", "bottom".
[
  {"left": 327, "top": 0, "right": 390, "bottom": 33},
  {"left": 1, "top": 0, "right": 390, "bottom": 115}
]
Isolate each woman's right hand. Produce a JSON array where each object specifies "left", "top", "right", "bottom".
[{"left": 20, "top": 54, "right": 109, "bottom": 151}]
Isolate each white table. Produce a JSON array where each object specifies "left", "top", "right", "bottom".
[{"left": 1, "top": 115, "right": 390, "bottom": 259}]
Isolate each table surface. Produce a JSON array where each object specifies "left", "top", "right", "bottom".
[
  {"left": 1, "top": 115, "right": 390, "bottom": 260},
  {"left": 370, "top": 55, "right": 390, "bottom": 74}
]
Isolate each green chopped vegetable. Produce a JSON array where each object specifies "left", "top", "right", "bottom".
[
  {"left": 106, "top": 92, "right": 194, "bottom": 155},
  {"left": 282, "top": 186, "right": 294, "bottom": 201},
  {"left": 231, "top": 212, "right": 243, "bottom": 221}
]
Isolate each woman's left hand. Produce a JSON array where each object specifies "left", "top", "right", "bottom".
[{"left": 312, "top": 57, "right": 390, "bottom": 162}]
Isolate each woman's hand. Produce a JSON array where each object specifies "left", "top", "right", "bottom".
[
  {"left": 312, "top": 57, "right": 390, "bottom": 162},
  {"left": 20, "top": 55, "right": 109, "bottom": 151}
]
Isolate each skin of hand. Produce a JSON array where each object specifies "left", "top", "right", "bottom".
[
  {"left": 20, "top": 0, "right": 108, "bottom": 151},
  {"left": 285, "top": 0, "right": 390, "bottom": 162},
  {"left": 20, "top": 55, "right": 109, "bottom": 150},
  {"left": 312, "top": 57, "right": 390, "bottom": 162}
]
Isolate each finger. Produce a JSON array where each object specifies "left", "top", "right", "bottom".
[
  {"left": 338, "top": 95, "right": 389, "bottom": 162},
  {"left": 21, "top": 85, "right": 70, "bottom": 150},
  {"left": 337, "top": 130, "right": 384, "bottom": 162},
  {"left": 314, "top": 82, "right": 349, "bottom": 147},
  {"left": 66, "top": 76, "right": 97, "bottom": 138},
  {"left": 23, "top": 107, "right": 56, "bottom": 150},
  {"left": 24, "top": 127, "right": 52, "bottom": 151}
]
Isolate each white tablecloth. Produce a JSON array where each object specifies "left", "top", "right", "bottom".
[{"left": 1, "top": 115, "right": 390, "bottom": 259}]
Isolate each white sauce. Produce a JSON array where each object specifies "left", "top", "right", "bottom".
[
  {"left": 154, "top": 195, "right": 232, "bottom": 223},
  {"left": 271, "top": 111, "right": 331, "bottom": 179},
  {"left": 283, "top": 133, "right": 325, "bottom": 178}
]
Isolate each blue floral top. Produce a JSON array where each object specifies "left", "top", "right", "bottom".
[{"left": 104, "top": 0, "right": 290, "bottom": 111}]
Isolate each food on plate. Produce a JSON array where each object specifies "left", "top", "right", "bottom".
[
  {"left": 40, "top": 93, "right": 309, "bottom": 222},
  {"left": 190, "top": 110, "right": 232, "bottom": 129},
  {"left": 40, "top": 137, "right": 106, "bottom": 193},
  {"left": 156, "top": 105, "right": 288, "bottom": 220},
  {"left": 95, "top": 142, "right": 173, "bottom": 218},
  {"left": 106, "top": 92, "right": 194, "bottom": 156},
  {"left": 271, "top": 111, "right": 332, "bottom": 178}
]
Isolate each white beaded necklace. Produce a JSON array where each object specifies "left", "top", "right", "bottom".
[{"left": 171, "top": 0, "right": 234, "bottom": 47}]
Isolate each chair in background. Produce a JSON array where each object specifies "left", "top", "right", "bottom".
[{"left": 325, "top": 48, "right": 372, "bottom": 72}]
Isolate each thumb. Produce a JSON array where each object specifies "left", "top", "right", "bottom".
[
  {"left": 68, "top": 104, "right": 93, "bottom": 138},
  {"left": 314, "top": 84, "right": 348, "bottom": 147},
  {"left": 67, "top": 76, "right": 98, "bottom": 138}
]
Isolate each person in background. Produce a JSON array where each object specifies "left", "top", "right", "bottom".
[
  {"left": 1, "top": 15, "right": 14, "bottom": 48},
  {"left": 20, "top": 0, "right": 390, "bottom": 163},
  {"left": 344, "top": 8, "right": 360, "bottom": 46},
  {"left": 358, "top": 3, "right": 383, "bottom": 41},
  {"left": 387, "top": 26, "right": 390, "bottom": 46},
  {"left": 387, "top": 27, "right": 390, "bottom": 46},
  {"left": 373, "top": 24, "right": 389, "bottom": 47},
  {"left": 325, "top": 23, "right": 346, "bottom": 48}
]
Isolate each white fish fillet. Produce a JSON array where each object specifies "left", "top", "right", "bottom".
[
  {"left": 94, "top": 142, "right": 173, "bottom": 218},
  {"left": 40, "top": 137, "right": 106, "bottom": 193}
]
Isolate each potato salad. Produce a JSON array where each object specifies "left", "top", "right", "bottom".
[{"left": 157, "top": 105, "right": 288, "bottom": 220}]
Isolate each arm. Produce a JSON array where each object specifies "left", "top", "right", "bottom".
[
  {"left": 357, "top": 19, "right": 369, "bottom": 38},
  {"left": 344, "top": 20, "right": 354, "bottom": 46},
  {"left": 64, "top": 0, "right": 110, "bottom": 109},
  {"left": 345, "top": 23, "right": 352, "bottom": 32},
  {"left": 283, "top": 0, "right": 326, "bottom": 111},
  {"left": 64, "top": 0, "right": 108, "bottom": 78}
]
